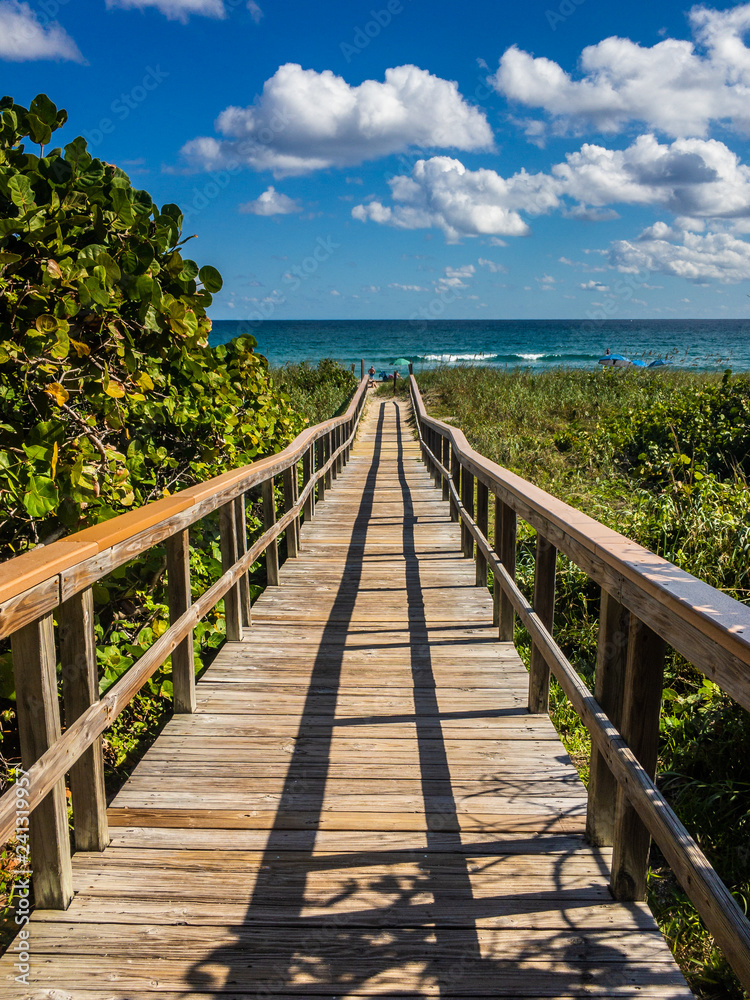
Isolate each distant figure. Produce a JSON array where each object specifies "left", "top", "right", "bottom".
[
  {"left": 368, "top": 365, "right": 376, "bottom": 387},
  {"left": 605, "top": 348, "right": 610, "bottom": 355}
]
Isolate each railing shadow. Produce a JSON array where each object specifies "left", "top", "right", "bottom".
[{"left": 183, "top": 399, "right": 685, "bottom": 997}]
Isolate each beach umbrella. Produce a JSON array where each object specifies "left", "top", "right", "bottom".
[
  {"left": 648, "top": 359, "right": 671, "bottom": 368},
  {"left": 598, "top": 353, "right": 631, "bottom": 367},
  {"left": 392, "top": 358, "right": 411, "bottom": 367},
  {"left": 630, "top": 359, "right": 647, "bottom": 368}
]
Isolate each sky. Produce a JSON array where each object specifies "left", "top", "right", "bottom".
[{"left": 5, "top": 0, "right": 750, "bottom": 321}]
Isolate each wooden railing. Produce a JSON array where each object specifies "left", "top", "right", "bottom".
[
  {"left": 0, "top": 376, "right": 369, "bottom": 911},
  {"left": 408, "top": 372, "right": 750, "bottom": 993}
]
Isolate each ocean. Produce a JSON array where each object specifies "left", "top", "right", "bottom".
[{"left": 209, "top": 318, "right": 750, "bottom": 373}]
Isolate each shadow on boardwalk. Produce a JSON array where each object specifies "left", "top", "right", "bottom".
[{"left": 185, "top": 399, "right": 684, "bottom": 998}]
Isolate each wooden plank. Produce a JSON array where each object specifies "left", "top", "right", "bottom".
[
  {"left": 528, "top": 535, "right": 557, "bottom": 715},
  {"left": 166, "top": 528, "right": 196, "bottom": 713},
  {"left": 219, "top": 500, "right": 242, "bottom": 642},
  {"left": 611, "top": 616, "right": 666, "bottom": 901},
  {"left": 587, "top": 589, "right": 629, "bottom": 846},
  {"left": 11, "top": 613, "right": 73, "bottom": 909},
  {"left": 58, "top": 587, "right": 109, "bottom": 852}
]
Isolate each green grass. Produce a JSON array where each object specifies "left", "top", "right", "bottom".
[{"left": 397, "top": 365, "right": 750, "bottom": 999}]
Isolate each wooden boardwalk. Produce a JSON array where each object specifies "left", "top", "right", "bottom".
[{"left": 2, "top": 397, "right": 692, "bottom": 998}]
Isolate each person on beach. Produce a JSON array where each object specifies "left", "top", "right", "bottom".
[{"left": 368, "top": 365, "right": 376, "bottom": 387}]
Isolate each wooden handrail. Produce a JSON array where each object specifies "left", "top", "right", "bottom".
[
  {"left": 0, "top": 376, "right": 369, "bottom": 910},
  {"left": 408, "top": 372, "right": 750, "bottom": 994},
  {"left": 0, "top": 378, "right": 369, "bottom": 637}
]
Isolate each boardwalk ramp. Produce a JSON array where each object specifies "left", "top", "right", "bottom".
[{"left": 0, "top": 396, "right": 694, "bottom": 998}]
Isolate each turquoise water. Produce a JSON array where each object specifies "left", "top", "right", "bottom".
[{"left": 209, "top": 319, "right": 750, "bottom": 372}]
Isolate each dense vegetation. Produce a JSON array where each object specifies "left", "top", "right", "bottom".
[
  {"left": 0, "top": 94, "right": 358, "bottom": 939},
  {"left": 393, "top": 366, "right": 750, "bottom": 999}
]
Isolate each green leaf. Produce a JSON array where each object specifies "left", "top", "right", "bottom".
[
  {"left": 29, "top": 94, "right": 58, "bottom": 127},
  {"left": 23, "top": 474, "right": 59, "bottom": 517},
  {"left": 0, "top": 251, "right": 21, "bottom": 268},
  {"left": 25, "top": 113, "right": 52, "bottom": 147},
  {"left": 198, "top": 265, "right": 222, "bottom": 293},
  {"left": 8, "top": 174, "right": 35, "bottom": 212}
]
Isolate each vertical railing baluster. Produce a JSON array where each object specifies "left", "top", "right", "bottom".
[
  {"left": 460, "top": 466, "right": 474, "bottom": 558},
  {"left": 475, "top": 480, "right": 489, "bottom": 587},
  {"left": 528, "top": 534, "right": 557, "bottom": 714},
  {"left": 234, "top": 495, "right": 252, "bottom": 630},
  {"left": 166, "top": 528, "right": 197, "bottom": 710},
  {"left": 303, "top": 444, "right": 315, "bottom": 522},
  {"left": 58, "top": 588, "right": 109, "bottom": 850},
  {"left": 12, "top": 614, "right": 73, "bottom": 909},
  {"left": 450, "top": 447, "right": 460, "bottom": 522},
  {"left": 496, "top": 498, "right": 517, "bottom": 641},
  {"left": 587, "top": 589, "right": 629, "bottom": 846},
  {"left": 283, "top": 464, "right": 299, "bottom": 559},
  {"left": 325, "top": 432, "right": 333, "bottom": 490},
  {"left": 611, "top": 616, "right": 666, "bottom": 901},
  {"left": 261, "top": 476, "right": 280, "bottom": 587},
  {"left": 219, "top": 501, "right": 242, "bottom": 641},
  {"left": 441, "top": 435, "right": 450, "bottom": 502},
  {"left": 316, "top": 438, "right": 326, "bottom": 502}
]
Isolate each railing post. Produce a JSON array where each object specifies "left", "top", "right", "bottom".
[
  {"left": 336, "top": 425, "right": 343, "bottom": 475},
  {"left": 587, "top": 589, "right": 629, "bottom": 846},
  {"left": 475, "top": 480, "right": 489, "bottom": 587},
  {"left": 261, "top": 476, "right": 280, "bottom": 586},
  {"left": 303, "top": 444, "right": 315, "bottom": 522},
  {"left": 361, "top": 358, "right": 365, "bottom": 380},
  {"left": 528, "top": 534, "right": 557, "bottom": 714},
  {"left": 495, "top": 497, "right": 517, "bottom": 640},
  {"left": 282, "top": 464, "right": 299, "bottom": 559},
  {"left": 234, "top": 495, "right": 252, "bottom": 630},
  {"left": 58, "top": 587, "right": 109, "bottom": 851},
  {"left": 317, "top": 438, "right": 326, "bottom": 502},
  {"left": 450, "top": 447, "right": 460, "bottom": 522},
  {"left": 219, "top": 501, "right": 242, "bottom": 641},
  {"left": 165, "top": 528, "right": 197, "bottom": 711},
  {"left": 441, "top": 435, "right": 450, "bottom": 502},
  {"left": 460, "top": 466, "right": 474, "bottom": 558},
  {"left": 324, "top": 432, "right": 333, "bottom": 490},
  {"left": 611, "top": 615, "right": 667, "bottom": 901},
  {"left": 12, "top": 613, "right": 73, "bottom": 909}
]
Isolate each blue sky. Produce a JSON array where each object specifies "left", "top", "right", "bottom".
[{"left": 4, "top": 0, "right": 750, "bottom": 321}]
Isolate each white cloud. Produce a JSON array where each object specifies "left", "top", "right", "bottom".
[
  {"left": 610, "top": 226, "right": 750, "bottom": 282},
  {"left": 478, "top": 257, "right": 506, "bottom": 273},
  {"left": 493, "top": 5, "right": 750, "bottom": 138},
  {"left": 239, "top": 185, "right": 302, "bottom": 215},
  {"left": 330, "top": 288, "right": 341, "bottom": 296},
  {"left": 247, "top": 0, "right": 262, "bottom": 22},
  {"left": 580, "top": 280, "right": 610, "bottom": 291},
  {"left": 106, "top": 0, "right": 226, "bottom": 20},
  {"left": 352, "top": 156, "right": 545, "bottom": 242},
  {"left": 181, "top": 63, "right": 492, "bottom": 177},
  {"left": 353, "top": 134, "right": 750, "bottom": 241},
  {"left": 389, "top": 282, "right": 428, "bottom": 291},
  {"left": 0, "top": 0, "right": 82, "bottom": 61}
]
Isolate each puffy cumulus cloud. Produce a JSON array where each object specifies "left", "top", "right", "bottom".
[
  {"left": 553, "top": 134, "right": 750, "bottom": 217},
  {"left": 352, "top": 156, "right": 552, "bottom": 242},
  {"left": 492, "top": 4, "right": 750, "bottom": 138},
  {"left": 181, "top": 64, "right": 492, "bottom": 178},
  {"left": 580, "top": 280, "right": 609, "bottom": 291},
  {"left": 353, "top": 135, "right": 750, "bottom": 241},
  {"left": 0, "top": 0, "right": 82, "bottom": 61},
  {"left": 239, "top": 186, "right": 302, "bottom": 216},
  {"left": 389, "top": 282, "right": 428, "bottom": 291},
  {"left": 611, "top": 226, "right": 750, "bottom": 282},
  {"left": 106, "top": 0, "right": 227, "bottom": 19}
]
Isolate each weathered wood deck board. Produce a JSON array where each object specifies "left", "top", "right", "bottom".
[{"left": 0, "top": 396, "right": 692, "bottom": 999}]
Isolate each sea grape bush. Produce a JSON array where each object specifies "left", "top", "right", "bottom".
[{"left": 0, "top": 94, "right": 304, "bottom": 555}]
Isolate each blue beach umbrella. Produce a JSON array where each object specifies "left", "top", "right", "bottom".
[
  {"left": 631, "top": 359, "right": 647, "bottom": 368},
  {"left": 598, "top": 353, "right": 631, "bottom": 367},
  {"left": 648, "top": 359, "right": 672, "bottom": 368}
]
